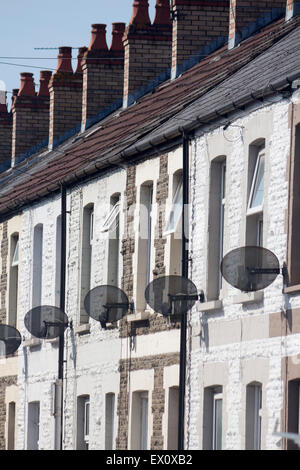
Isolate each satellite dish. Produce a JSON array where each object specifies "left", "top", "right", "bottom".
[
  {"left": 0, "top": 324, "right": 22, "bottom": 357},
  {"left": 145, "top": 275, "right": 199, "bottom": 316},
  {"left": 84, "top": 285, "right": 129, "bottom": 328},
  {"left": 221, "top": 246, "right": 281, "bottom": 292},
  {"left": 24, "top": 306, "right": 69, "bottom": 339}
]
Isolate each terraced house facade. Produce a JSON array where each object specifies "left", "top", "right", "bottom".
[{"left": 1, "top": 0, "right": 300, "bottom": 451}]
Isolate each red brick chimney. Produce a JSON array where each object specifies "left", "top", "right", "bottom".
[
  {"left": 229, "top": 0, "right": 286, "bottom": 49},
  {"left": 48, "top": 47, "right": 84, "bottom": 149},
  {"left": 286, "top": 0, "right": 300, "bottom": 19},
  {"left": 171, "top": 0, "right": 230, "bottom": 78},
  {"left": 0, "top": 93, "right": 12, "bottom": 170},
  {"left": 11, "top": 71, "right": 51, "bottom": 166},
  {"left": 123, "top": 0, "right": 172, "bottom": 107},
  {"left": 81, "top": 23, "right": 125, "bottom": 131}
]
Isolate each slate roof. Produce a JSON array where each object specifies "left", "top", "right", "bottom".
[{"left": 0, "top": 14, "right": 300, "bottom": 220}]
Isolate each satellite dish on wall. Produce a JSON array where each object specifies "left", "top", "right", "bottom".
[
  {"left": 145, "top": 275, "right": 199, "bottom": 316},
  {"left": 220, "top": 246, "right": 282, "bottom": 292},
  {"left": 24, "top": 306, "right": 69, "bottom": 339},
  {"left": 84, "top": 285, "right": 129, "bottom": 328},
  {"left": 0, "top": 324, "right": 22, "bottom": 357}
]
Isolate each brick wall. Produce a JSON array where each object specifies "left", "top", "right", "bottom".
[
  {"left": 0, "top": 222, "right": 8, "bottom": 323},
  {"left": 171, "top": 0, "right": 230, "bottom": 77},
  {"left": 0, "top": 376, "right": 17, "bottom": 450},
  {"left": 116, "top": 352, "right": 179, "bottom": 450},
  {"left": 0, "top": 109, "right": 12, "bottom": 169}
]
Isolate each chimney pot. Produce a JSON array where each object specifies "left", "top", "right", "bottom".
[
  {"left": 75, "top": 47, "right": 88, "bottom": 74},
  {"left": 88, "top": 24, "right": 109, "bottom": 51},
  {"left": 110, "top": 23, "right": 126, "bottom": 51},
  {"left": 56, "top": 47, "right": 73, "bottom": 73},
  {"left": 129, "top": 0, "right": 151, "bottom": 25},
  {"left": 154, "top": 0, "right": 171, "bottom": 25},
  {"left": 18, "top": 73, "right": 35, "bottom": 97},
  {"left": 38, "top": 70, "right": 52, "bottom": 97}
]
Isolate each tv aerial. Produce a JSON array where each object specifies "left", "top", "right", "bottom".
[
  {"left": 84, "top": 285, "right": 132, "bottom": 329},
  {"left": 24, "top": 305, "right": 70, "bottom": 339},
  {"left": 221, "top": 246, "right": 287, "bottom": 292},
  {"left": 0, "top": 324, "right": 22, "bottom": 357},
  {"left": 145, "top": 275, "right": 202, "bottom": 317}
]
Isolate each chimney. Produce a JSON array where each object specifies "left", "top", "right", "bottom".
[
  {"left": 286, "top": 0, "right": 300, "bottom": 19},
  {"left": 0, "top": 93, "right": 12, "bottom": 171},
  {"left": 229, "top": 0, "right": 286, "bottom": 49},
  {"left": 123, "top": 0, "right": 172, "bottom": 107},
  {"left": 11, "top": 71, "right": 51, "bottom": 166},
  {"left": 48, "top": 47, "right": 84, "bottom": 149},
  {"left": 81, "top": 23, "right": 125, "bottom": 131},
  {"left": 171, "top": 0, "right": 230, "bottom": 78}
]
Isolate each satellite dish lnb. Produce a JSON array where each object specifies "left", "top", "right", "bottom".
[
  {"left": 84, "top": 285, "right": 130, "bottom": 328},
  {"left": 145, "top": 275, "right": 199, "bottom": 316},
  {"left": 24, "top": 306, "right": 69, "bottom": 339},
  {"left": 220, "top": 246, "right": 284, "bottom": 292},
  {"left": 0, "top": 324, "right": 22, "bottom": 357}
]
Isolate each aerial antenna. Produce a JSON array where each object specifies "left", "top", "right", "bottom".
[
  {"left": 220, "top": 246, "right": 287, "bottom": 292},
  {"left": 24, "top": 305, "right": 71, "bottom": 340},
  {"left": 84, "top": 285, "right": 132, "bottom": 329},
  {"left": 0, "top": 324, "right": 22, "bottom": 357}
]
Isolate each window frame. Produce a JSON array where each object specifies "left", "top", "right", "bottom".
[
  {"left": 11, "top": 240, "right": 19, "bottom": 267},
  {"left": 212, "top": 391, "right": 223, "bottom": 450},
  {"left": 247, "top": 150, "right": 265, "bottom": 216},
  {"left": 164, "top": 179, "right": 183, "bottom": 236},
  {"left": 100, "top": 201, "right": 121, "bottom": 233},
  {"left": 84, "top": 397, "right": 90, "bottom": 448}
]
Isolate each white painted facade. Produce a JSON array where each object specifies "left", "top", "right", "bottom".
[{"left": 187, "top": 94, "right": 300, "bottom": 449}]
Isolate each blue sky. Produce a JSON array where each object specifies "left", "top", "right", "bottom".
[{"left": 0, "top": 0, "right": 156, "bottom": 101}]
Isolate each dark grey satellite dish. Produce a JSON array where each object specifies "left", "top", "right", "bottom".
[
  {"left": 221, "top": 246, "right": 281, "bottom": 292},
  {"left": 0, "top": 324, "right": 22, "bottom": 357},
  {"left": 84, "top": 285, "right": 129, "bottom": 328},
  {"left": 24, "top": 306, "right": 69, "bottom": 339},
  {"left": 145, "top": 275, "right": 199, "bottom": 316}
]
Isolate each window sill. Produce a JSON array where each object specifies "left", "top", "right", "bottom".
[
  {"left": 23, "top": 337, "right": 42, "bottom": 348},
  {"left": 197, "top": 300, "right": 223, "bottom": 312},
  {"left": 126, "top": 311, "right": 151, "bottom": 323},
  {"left": 74, "top": 323, "right": 90, "bottom": 336},
  {"left": 232, "top": 290, "right": 264, "bottom": 304},
  {"left": 283, "top": 284, "right": 300, "bottom": 295}
]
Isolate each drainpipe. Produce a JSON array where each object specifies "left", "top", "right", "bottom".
[
  {"left": 178, "top": 131, "right": 189, "bottom": 450},
  {"left": 56, "top": 184, "right": 67, "bottom": 450}
]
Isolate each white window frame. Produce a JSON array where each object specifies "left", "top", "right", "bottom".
[
  {"left": 11, "top": 240, "right": 19, "bottom": 267},
  {"left": 145, "top": 187, "right": 153, "bottom": 288},
  {"left": 253, "top": 385, "right": 262, "bottom": 450},
  {"left": 164, "top": 180, "right": 183, "bottom": 236},
  {"left": 84, "top": 398, "right": 90, "bottom": 448},
  {"left": 219, "top": 162, "right": 226, "bottom": 289},
  {"left": 89, "top": 210, "right": 94, "bottom": 244},
  {"left": 140, "top": 392, "right": 149, "bottom": 450},
  {"left": 100, "top": 201, "right": 120, "bottom": 233},
  {"left": 212, "top": 391, "right": 222, "bottom": 450},
  {"left": 247, "top": 150, "right": 265, "bottom": 216}
]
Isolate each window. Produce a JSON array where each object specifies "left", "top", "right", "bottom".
[
  {"left": 27, "top": 401, "right": 40, "bottom": 450},
  {"left": 131, "top": 391, "right": 149, "bottom": 450},
  {"left": 136, "top": 184, "right": 153, "bottom": 310},
  {"left": 8, "top": 234, "right": 19, "bottom": 327},
  {"left": 164, "top": 179, "right": 183, "bottom": 236},
  {"left": 246, "top": 146, "right": 265, "bottom": 247},
  {"left": 80, "top": 204, "right": 94, "bottom": 324},
  {"left": 246, "top": 383, "right": 262, "bottom": 450},
  {"left": 105, "top": 393, "right": 115, "bottom": 450},
  {"left": 203, "top": 386, "right": 223, "bottom": 450},
  {"left": 287, "top": 380, "right": 300, "bottom": 450},
  {"left": 207, "top": 157, "right": 226, "bottom": 300},
  {"left": 7, "top": 401, "right": 16, "bottom": 450},
  {"left": 77, "top": 395, "right": 90, "bottom": 450},
  {"left": 55, "top": 215, "right": 62, "bottom": 308},
  {"left": 167, "top": 387, "right": 179, "bottom": 450},
  {"left": 105, "top": 195, "right": 121, "bottom": 287},
  {"left": 166, "top": 171, "right": 183, "bottom": 277},
  {"left": 32, "top": 225, "right": 43, "bottom": 308}
]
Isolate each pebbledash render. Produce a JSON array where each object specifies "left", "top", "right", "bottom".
[{"left": 0, "top": 0, "right": 300, "bottom": 451}]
